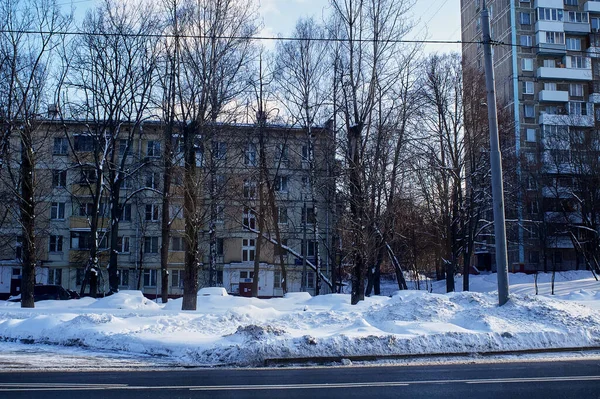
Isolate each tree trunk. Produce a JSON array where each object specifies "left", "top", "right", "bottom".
[
  {"left": 20, "top": 129, "right": 36, "bottom": 308},
  {"left": 182, "top": 122, "right": 199, "bottom": 310}
]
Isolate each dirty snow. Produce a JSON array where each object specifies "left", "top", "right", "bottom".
[{"left": 0, "top": 271, "right": 599, "bottom": 367}]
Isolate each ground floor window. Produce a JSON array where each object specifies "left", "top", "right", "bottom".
[
  {"left": 171, "top": 269, "right": 184, "bottom": 288},
  {"left": 274, "top": 269, "right": 282, "bottom": 289},
  {"left": 48, "top": 268, "right": 62, "bottom": 285},
  {"left": 119, "top": 269, "right": 129, "bottom": 287},
  {"left": 143, "top": 269, "right": 157, "bottom": 287}
]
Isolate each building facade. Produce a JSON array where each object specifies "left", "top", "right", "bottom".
[
  {"left": 462, "top": 0, "right": 600, "bottom": 272},
  {"left": 0, "top": 119, "right": 335, "bottom": 299}
]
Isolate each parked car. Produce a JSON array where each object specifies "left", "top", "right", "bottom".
[{"left": 8, "top": 285, "right": 78, "bottom": 302}]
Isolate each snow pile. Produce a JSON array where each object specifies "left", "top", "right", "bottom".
[{"left": 0, "top": 271, "right": 599, "bottom": 367}]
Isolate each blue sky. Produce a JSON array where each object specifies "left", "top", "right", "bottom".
[
  {"left": 258, "top": 0, "right": 462, "bottom": 53},
  {"left": 69, "top": 0, "right": 462, "bottom": 54}
]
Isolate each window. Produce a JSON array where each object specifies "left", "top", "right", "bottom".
[
  {"left": 74, "top": 135, "right": 93, "bottom": 152},
  {"left": 529, "top": 251, "right": 540, "bottom": 264},
  {"left": 545, "top": 31, "right": 565, "bottom": 45},
  {"left": 147, "top": 140, "right": 160, "bottom": 157},
  {"left": 78, "top": 202, "right": 94, "bottom": 217},
  {"left": 240, "top": 271, "right": 255, "bottom": 280},
  {"left": 70, "top": 231, "right": 93, "bottom": 250},
  {"left": 216, "top": 238, "right": 224, "bottom": 256},
  {"left": 570, "top": 83, "right": 584, "bottom": 97},
  {"left": 145, "top": 204, "right": 160, "bottom": 221},
  {"left": 274, "top": 176, "right": 289, "bottom": 192},
  {"left": 76, "top": 268, "right": 85, "bottom": 286},
  {"left": 302, "top": 207, "right": 316, "bottom": 225},
  {"left": 526, "top": 128, "right": 536, "bottom": 142},
  {"left": 522, "top": 58, "right": 533, "bottom": 71},
  {"left": 243, "top": 180, "right": 257, "bottom": 199},
  {"left": 48, "top": 268, "right": 62, "bottom": 285},
  {"left": 537, "top": 8, "right": 563, "bottom": 21},
  {"left": 212, "top": 141, "right": 227, "bottom": 160},
  {"left": 15, "top": 237, "right": 22, "bottom": 259},
  {"left": 79, "top": 168, "right": 96, "bottom": 184},
  {"left": 276, "top": 143, "right": 288, "bottom": 162},
  {"left": 524, "top": 104, "right": 535, "bottom": 118},
  {"left": 52, "top": 170, "right": 67, "bottom": 188},
  {"left": 274, "top": 269, "right": 282, "bottom": 289},
  {"left": 119, "top": 269, "right": 129, "bottom": 286},
  {"left": 53, "top": 137, "right": 68, "bottom": 155},
  {"left": 274, "top": 239, "right": 288, "bottom": 256},
  {"left": 118, "top": 139, "right": 130, "bottom": 157},
  {"left": 244, "top": 143, "right": 257, "bottom": 166},
  {"left": 519, "top": 12, "right": 531, "bottom": 25},
  {"left": 528, "top": 201, "right": 539, "bottom": 214},
  {"left": 143, "top": 269, "right": 157, "bottom": 287},
  {"left": 592, "top": 17, "right": 600, "bottom": 31},
  {"left": 569, "top": 101, "right": 587, "bottom": 116},
  {"left": 242, "top": 208, "right": 256, "bottom": 229},
  {"left": 526, "top": 175, "right": 537, "bottom": 190},
  {"left": 145, "top": 172, "right": 160, "bottom": 189},
  {"left": 51, "top": 202, "right": 65, "bottom": 220},
  {"left": 171, "top": 236, "right": 184, "bottom": 251},
  {"left": 276, "top": 207, "right": 288, "bottom": 224},
  {"left": 119, "top": 204, "right": 132, "bottom": 222},
  {"left": 171, "top": 269, "right": 184, "bottom": 288},
  {"left": 301, "top": 144, "right": 310, "bottom": 161},
  {"left": 564, "top": 0, "right": 577, "bottom": 6},
  {"left": 544, "top": 82, "right": 557, "bottom": 91},
  {"left": 568, "top": 56, "right": 585, "bottom": 69},
  {"left": 302, "top": 240, "right": 317, "bottom": 258},
  {"left": 144, "top": 236, "right": 159, "bottom": 253},
  {"left": 49, "top": 235, "right": 63, "bottom": 252},
  {"left": 117, "top": 236, "right": 130, "bottom": 253},
  {"left": 520, "top": 35, "right": 532, "bottom": 47},
  {"left": 566, "top": 11, "right": 588, "bottom": 23},
  {"left": 216, "top": 204, "right": 225, "bottom": 223},
  {"left": 523, "top": 81, "right": 534, "bottom": 94},
  {"left": 307, "top": 272, "right": 315, "bottom": 289},
  {"left": 566, "top": 38, "right": 581, "bottom": 51},
  {"left": 242, "top": 238, "right": 255, "bottom": 262}
]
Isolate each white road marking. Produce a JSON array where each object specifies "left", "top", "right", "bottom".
[{"left": 0, "top": 375, "right": 598, "bottom": 391}]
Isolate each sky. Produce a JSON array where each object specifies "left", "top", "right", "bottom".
[
  {"left": 69, "top": 0, "right": 462, "bottom": 54},
  {"left": 258, "top": 0, "right": 462, "bottom": 53}
]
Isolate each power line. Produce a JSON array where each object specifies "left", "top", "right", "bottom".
[{"left": 0, "top": 28, "right": 478, "bottom": 45}]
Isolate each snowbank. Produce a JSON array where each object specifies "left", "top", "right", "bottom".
[{"left": 0, "top": 271, "right": 598, "bottom": 367}]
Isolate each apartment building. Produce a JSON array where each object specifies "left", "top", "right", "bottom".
[
  {"left": 0, "top": 119, "right": 335, "bottom": 299},
  {"left": 461, "top": 0, "right": 600, "bottom": 272}
]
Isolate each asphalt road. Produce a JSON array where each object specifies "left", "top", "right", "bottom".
[{"left": 0, "top": 358, "right": 599, "bottom": 399}]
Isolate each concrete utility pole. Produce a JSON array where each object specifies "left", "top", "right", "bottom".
[{"left": 481, "top": 0, "right": 510, "bottom": 306}]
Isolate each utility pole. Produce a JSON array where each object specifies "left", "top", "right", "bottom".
[{"left": 482, "top": 0, "right": 510, "bottom": 305}]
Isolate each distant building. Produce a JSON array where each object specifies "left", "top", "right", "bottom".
[
  {"left": 462, "top": 0, "right": 600, "bottom": 273},
  {"left": 0, "top": 119, "right": 336, "bottom": 299}
]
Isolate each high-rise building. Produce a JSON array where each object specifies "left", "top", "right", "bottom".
[{"left": 461, "top": 0, "right": 600, "bottom": 273}]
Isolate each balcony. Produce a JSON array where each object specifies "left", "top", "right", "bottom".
[
  {"left": 589, "top": 93, "right": 600, "bottom": 103},
  {"left": 535, "top": 21, "right": 564, "bottom": 34},
  {"left": 537, "top": 43, "right": 567, "bottom": 55},
  {"left": 539, "top": 113, "right": 594, "bottom": 126},
  {"left": 535, "top": 0, "right": 566, "bottom": 8},
  {"left": 537, "top": 66, "right": 593, "bottom": 81},
  {"left": 538, "top": 90, "right": 569, "bottom": 102},
  {"left": 564, "top": 22, "right": 591, "bottom": 34},
  {"left": 587, "top": 46, "right": 600, "bottom": 58},
  {"left": 585, "top": 1, "right": 600, "bottom": 13}
]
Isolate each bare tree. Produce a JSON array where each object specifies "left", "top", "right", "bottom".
[
  {"left": 330, "top": 0, "right": 415, "bottom": 304},
  {"left": 0, "top": 0, "right": 71, "bottom": 307},
  {"left": 175, "top": 0, "right": 259, "bottom": 310},
  {"left": 65, "top": 0, "right": 159, "bottom": 296}
]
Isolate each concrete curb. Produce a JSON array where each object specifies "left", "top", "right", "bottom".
[{"left": 263, "top": 346, "right": 600, "bottom": 366}]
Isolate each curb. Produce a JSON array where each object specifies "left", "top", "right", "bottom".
[{"left": 263, "top": 346, "right": 600, "bottom": 366}]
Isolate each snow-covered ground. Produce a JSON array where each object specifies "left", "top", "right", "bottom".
[{"left": 0, "top": 271, "right": 599, "bottom": 368}]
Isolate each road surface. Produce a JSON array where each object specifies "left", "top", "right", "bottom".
[{"left": 0, "top": 358, "right": 599, "bottom": 398}]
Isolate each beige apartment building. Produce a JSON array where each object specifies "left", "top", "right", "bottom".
[{"left": 0, "top": 118, "right": 335, "bottom": 299}]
